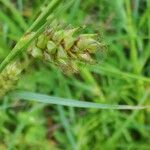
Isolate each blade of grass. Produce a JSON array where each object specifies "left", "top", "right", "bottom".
[
  {"left": 0, "top": 0, "right": 28, "bottom": 30},
  {"left": 0, "top": 0, "right": 74, "bottom": 72},
  {"left": 0, "top": 0, "right": 62, "bottom": 71},
  {"left": 68, "top": 0, "right": 81, "bottom": 23},
  {"left": 17, "top": 0, "right": 23, "bottom": 13},
  {"left": 125, "top": 0, "right": 139, "bottom": 74},
  {"left": 27, "top": 0, "right": 60, "bottom": 32},
  {"left": 86, "top": 63, "right": 150, "bottom": 83},
  {"left": 105, "top": 90, "right": 150, "bottom": 145},
  {"left": 10, "top": 91, "right": 149, "bottom": 110},
  {"left": 57, "top": 72, "right": 76, "bottom": 122},
  {"left": 55, "top": 73, "right": 76, "bottom": 148},
  {"left": 0, "top": 11, "right": 22, "bottom": 35},
  {"left": 79, "top": 67, "right": 105, "bottom": 101},
  {"left": 57, "top": 106, "right": 76, "bottom": 150}
]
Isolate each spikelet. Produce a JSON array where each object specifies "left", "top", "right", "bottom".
[
  {"left": 0, "top": 61, "right": 23, "bottom": 98},
  {"left": 28, "top": 24, "right": 101, "bottom": 73}
]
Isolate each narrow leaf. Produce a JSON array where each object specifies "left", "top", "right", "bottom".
[{"left": 10, "top": 91, "right": 149, "bottom": 110}]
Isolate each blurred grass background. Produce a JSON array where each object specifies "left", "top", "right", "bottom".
[{"left": 0, "top": 0, "right": 150, "bottom": 149}]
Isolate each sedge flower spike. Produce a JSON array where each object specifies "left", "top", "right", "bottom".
[
  {"left": 0, "top": 23, "right": 102, "bottom": 98},
  {"left": 28, "top": 24, "right": 101, "bottom": 73},
  {"left": 0, "top": 61, "right": 23, "bottom": 98}
]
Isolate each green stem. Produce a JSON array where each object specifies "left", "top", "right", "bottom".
[
  {"left": 125, "top": 0, "right": 139, "bottom": 74},
  {"left": 0, "top": 12, "right": 56, "bottom": 73},
  {"left": 27, "top": 0, "right": 59, "bottom": 32}
]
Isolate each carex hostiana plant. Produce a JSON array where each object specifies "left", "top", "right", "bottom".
[
  {"left": 0, "top": 0, "right": 75, "bottom": 98},
  {"left": 0, "top": 22, "right": 102, "bottom": 98}
]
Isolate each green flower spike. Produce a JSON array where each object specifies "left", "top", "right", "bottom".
[
  {"left": 29, "top": 24, "right": 101, "bottom": 73},
  {"left": 0, "top": 24, "right": 102, "bottom": 97},
  {"left": 0, "top": 61, "right": 23, "bottom": 98}
]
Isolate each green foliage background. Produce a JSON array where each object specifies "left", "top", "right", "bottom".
[{"left": 0, "top": 0, "right": 150, "bottom": 149}]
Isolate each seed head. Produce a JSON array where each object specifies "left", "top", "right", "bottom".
[
  {"left": 0, "top": 61, "right": 23, "bottom": 98},
  {"left": 29, "top": 23, "right": 102, "bottom": 73}
]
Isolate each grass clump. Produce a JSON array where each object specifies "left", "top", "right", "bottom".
[{"left": 0, "top": 0, "right": 149, "bottom": 149}]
